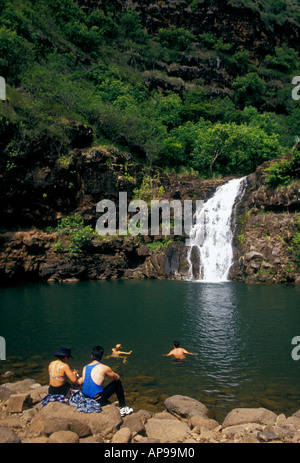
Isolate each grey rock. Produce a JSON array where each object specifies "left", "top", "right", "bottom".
[
  {"left": 164, "top": 395, "right": 208, "bottom": 419},
  {"left": 222, "top": 407, "right": 277, "bottom": 428}
]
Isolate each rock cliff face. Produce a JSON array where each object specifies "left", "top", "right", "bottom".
[
  {"left": 79, "top": 0, "right": 300, "bottom": 56},
  {"left": 76, "top": 0, "right": 299, "bottom": 110},
  {"left": 0, "top": 145, "right": 231, "bottom": 285},
  {"left": 1, "top": 146, "right": 299, "bottom": 285},
  {"left": 230, "top": 155, "right": 300, "bottom": 284}
]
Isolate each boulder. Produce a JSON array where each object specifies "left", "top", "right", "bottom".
[
  {"left": 189, "top": 415, "right": 220, "bottom": 430},
  {"left": 121, "top": 413, "right": 145, "bottom": 434},
  {"left": 0, "top": 385, "right": 14, "bottom": 401},
  {"left": 1, "top": 371, "right": 15, "bottom": 380},
  {"left": 164, "top": 395, "right": 208, "bottom": 419},
  {"left": 145, "top": 418, "right": 190, "bottom": 443},
  {"left": 222, "top": 408, "right": 277, "bottom": 428},
  {"left": 0, "top": 426, "right": 21, "bottom": 443},
  {"left": 43, "top": 416, "right": 91, "bottom": 437},
  {"left": 84, "top": 404, "right": 122, "bottom": 436},
  {"left": 6, "top": 394, "right": 31, "bottom": 413},
  {"left": 5, "top": 379, "right": 37, "bottom": 393},
  {"left": 0, "top": 379, "right": 38, "bottom": 402},
  {"left": 111, "top": 427, "right": 132, "bottom": 443},
  {"left": 291, "top": 409, "right": 300, "bottom": 420},
  {"left": 27, "top": 401, "right": 122, "bottom": 438},
  {"left": 29, "top": 386, "right": 49, "bottom": 404},
  {"left": 135, "top": 409, "right": 153, "bottom": 424},
  {"left": 257, "top": 425, "right": 284, "bottom": 442},
  {"left": 48, "top": 430, "right": 80, "bottom": 443},
  {"left": 221, "top": 423, "right": 263, "bottom": 440},
  {"left": 285, "top": 413, "right": 300, "bottom": 429}
]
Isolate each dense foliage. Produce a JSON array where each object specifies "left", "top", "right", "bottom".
[
  {"left": 0, "top": 0, "right": 299, "bottom": 178},
  {"left": 54, "top": 212, "right": 95, "bottom": 256}
]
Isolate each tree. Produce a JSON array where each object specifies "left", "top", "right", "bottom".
[
  {"left": 162, "top": 120, "right": 209, "bottom": 167},
  {"left": 191, "top": 122, "right": 283, "bottom": 176},
  {"left": 232, "top": 73, "right": 266, "bottom": 109},
  {"left": 119, "top": 9, "right": 148, "bottom": 44},
  {"left": 0, "top": 27, "right": 34, "bottom": 82}
]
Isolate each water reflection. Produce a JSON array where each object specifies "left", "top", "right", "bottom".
[{"left": 183, "top": 282, "right": 248, "bottom": 390}]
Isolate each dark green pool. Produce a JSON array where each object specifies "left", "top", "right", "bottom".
[{"left": 1, "top": 279, "right": 300, "bottom": 422}]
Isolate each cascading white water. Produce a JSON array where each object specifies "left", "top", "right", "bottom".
[{"left": 187, "top": 177, "right": 246, "bottom": 282}]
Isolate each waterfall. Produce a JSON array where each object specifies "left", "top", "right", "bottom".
[{"left": 186, "top": 177, "right": 246, "bottom": 282}]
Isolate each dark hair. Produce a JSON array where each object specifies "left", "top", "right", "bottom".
[
  {"left": 173, "top": 341, "right": 180, "bottom": 348},
  {"left": 55, "top": 355, "right": 68, "bottom": 361},
  {"left": 91, "top": 346, "right": 104, "bottom": 361}
]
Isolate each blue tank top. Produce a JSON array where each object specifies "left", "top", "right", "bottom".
[{"left": 82, "top": 362, "right": 104, "bottom": 398}]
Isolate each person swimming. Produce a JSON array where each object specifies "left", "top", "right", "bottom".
[
  {"left": 163, "top": 341, "right": 198, "bottom": 360},
  {"left": 111, "top": 344, "right": 133, "bottom": 363},
  {"left": 112, "top": 344, "right": 133, "bottom": 356}
]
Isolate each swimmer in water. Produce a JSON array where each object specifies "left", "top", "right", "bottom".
[
  {"left": 163, "top": 341, "right": 198, "bottom": 360},
  {"left": 111, "top": 344, "right": 133, "bottom": 363}
]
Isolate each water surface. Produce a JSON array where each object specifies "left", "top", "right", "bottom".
[{"left": 1, "top": 280, "right": 300, "bottom": 422}]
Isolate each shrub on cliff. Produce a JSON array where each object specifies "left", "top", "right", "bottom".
[
  {"left": 264, "top": 149, "right": 300, "bottom": 187},
  {"left": 265, "top": 45, "right": 299, "bottom": 74},
  {"left": 157, "top": 26, "right": 196, "bottom": 51},
  {"left": 55, "top": 213, "right": 95, "bottom": 256}
]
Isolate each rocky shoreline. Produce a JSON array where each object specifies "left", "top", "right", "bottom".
[{"left": 1, "top": 378, "right": 300, "bottom": 443}]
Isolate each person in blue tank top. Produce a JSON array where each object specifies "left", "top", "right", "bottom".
[{"left": 78, "top": 345, "right": 133, "bottom": 417}]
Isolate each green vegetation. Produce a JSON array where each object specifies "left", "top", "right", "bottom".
[
  {"left": 54, "top": 212, "right": 95, "bottom": 256},
  {"left": 157, "top": 26, "right": 196, "bottom": 51},
  {"left": 291, "top": 232, "right": 300, "bottom": 265},
  {"left": 165, "top": 120, "right": 283, "bottom": 175},
  {"left": 264, "top": 149, "right": 300, "bottom": 187},
  {"left": 147, "top": 237, "right": 175, "bottom": 252},
  {"left": 229, "top": 0, "right": 300, "bottom": 24},
  {"left": 287, "top": 217, "right": 300, "bottom": 265},
  {"left": 0, "top": 0, "right": 299, "bottom": 179}
]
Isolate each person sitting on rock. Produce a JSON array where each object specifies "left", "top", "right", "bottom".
[
  {"left": 164, "top": 341, "right": 198, "bottom": 360},
  {"left": 48, "top": 345, "right": 79, "bottom": 397},
  {"left": 78, "top": 345, "right": 133, "bottom": 417}
]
